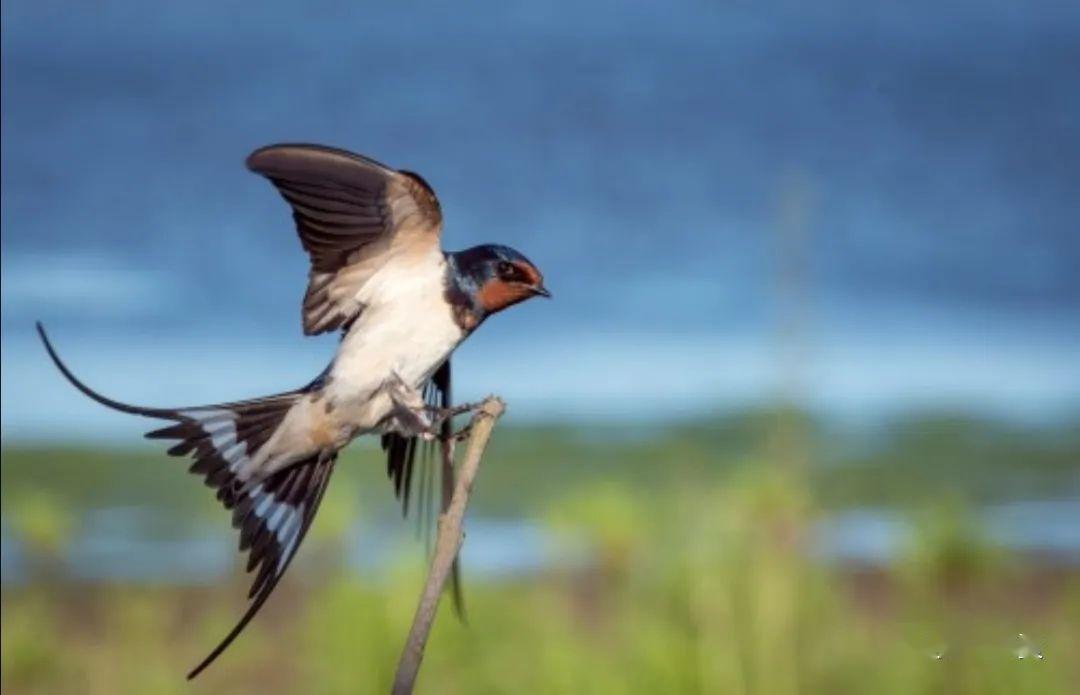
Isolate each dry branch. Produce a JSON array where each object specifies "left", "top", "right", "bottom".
[{"left": 391, "top": 396, "right": 506, "bottom": 695}]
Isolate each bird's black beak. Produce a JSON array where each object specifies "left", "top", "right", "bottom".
[{"left": 531, "top": 284, "right": 552, "bottom": 298}]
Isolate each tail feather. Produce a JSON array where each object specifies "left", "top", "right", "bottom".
[
  {"left": 37, "top": 321, "right": 173, "bottom": 418},
  {"left": 37, "top": 322, "right": 336, "bottom": 679}
]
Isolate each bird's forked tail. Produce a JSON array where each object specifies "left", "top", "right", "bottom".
[{"left": 36, "top": 322, "right": 337, "bottom": 679}]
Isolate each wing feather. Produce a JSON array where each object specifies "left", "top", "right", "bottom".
[
  {"left": 380, "top": 360, "right": 466, "bottom": 617},
  {"left": 247, "top": 143, "right": 443, "bottom": 335}
]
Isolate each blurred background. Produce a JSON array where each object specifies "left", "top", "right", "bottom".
[{"left": 2, "top": 1, "right": 1078, "bottom": 693}]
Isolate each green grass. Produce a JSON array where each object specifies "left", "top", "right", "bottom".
[
  {"left": 3, "top": 471, "right": 1078, "bottom": 694},
  {"left": 2, "top": 410, "right": 1079, "bottom": 693},
  {"left": 4, "top": 409, "right": 1078, "bottom": 518}
]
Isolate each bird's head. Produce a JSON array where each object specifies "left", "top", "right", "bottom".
[{"left": 449, "top": 244, "right": 550, "bottom": 318}]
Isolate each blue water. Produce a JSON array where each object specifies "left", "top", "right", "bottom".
[
  {"left": 4, "top": 501, "right": 1078, "bottom": 585},
  {"left": 3, "top": 1, "right": 1080, "bottom": 438}
]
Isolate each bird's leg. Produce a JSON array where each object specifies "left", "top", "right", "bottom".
[
  {"left": 425, "top": 400, "right": 485, "bottom": 424},
  {"left": 382, "top": 372, "right": 437, "bottom": 440},
  {"left": 424, "top": 401, "right": 486, "bottom": 443},
  {"left": 383, "top": 375, "right": 488, "bottom": 441}
]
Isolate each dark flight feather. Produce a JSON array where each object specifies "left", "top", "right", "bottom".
[
  {"left": 36, "top": 323, "right": 336, "bottom": 678},
  {"left": 380, "top": 359, "right": 466, "bottom": 618},
  {"left": 246, "top": 143, "right": 444, "bottom": 336}
]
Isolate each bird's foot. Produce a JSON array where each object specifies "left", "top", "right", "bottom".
[
  {"left": 382, "top": 374, "right": 486, "bottom": 441},
  {"left": 382, "top": 372, "right": 434, "bottom": 439},
  {"left": 448, "top": 422, "right": 473, "bottom": 442},
  {"left": 426, "top": 400, "right": 484, "bottom": 423},
  {"left": 423, "top": 400, "right": 486, "bottom": 439},
  {"left": 397, "top": 407, "right": 477, "bottom": 443}
]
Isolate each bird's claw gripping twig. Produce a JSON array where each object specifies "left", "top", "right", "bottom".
[
  {"left": 448, "top": 423, "right": 473, "bottom": 442},
  {"left": 392, "top": 397, "right": 506, "bottom": 694},
  {"left": 427, "top": 400, "right": 485, "bottom": 419},
  {"left": 425, "top": 400, "right": 486, "bottom": 431},
  {"left": 383, "top": 372, "right": 487, "bottom": 442},
  {"left": 412, "top": 401, "right": 484, "bottom": 443}
]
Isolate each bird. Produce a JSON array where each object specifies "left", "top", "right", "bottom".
[{"left": 36, "top": 143, "right": 549, "bottom": 678}]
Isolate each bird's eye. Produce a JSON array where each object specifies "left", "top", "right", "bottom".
[{"left": 497, "top": 262, "right": 517, "bottom": 280}]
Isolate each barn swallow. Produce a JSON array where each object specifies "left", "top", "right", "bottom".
[{"left": 36, "top": 143, "right": 548, "bottom": 678}]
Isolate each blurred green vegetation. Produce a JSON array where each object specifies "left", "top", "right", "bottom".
[
  {"left": 4, "top": 409, "right": 1078, "bottom": 518},
  {"left": 2, "top": 410, "right": 1079, "bottom": 693}
]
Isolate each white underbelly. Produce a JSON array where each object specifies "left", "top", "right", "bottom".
[
  {"left": 334, "top": 313, "right": 459, "bottom": 389},
  {"left": 326, "top": 281, "right": 463, "bottom": 429}
]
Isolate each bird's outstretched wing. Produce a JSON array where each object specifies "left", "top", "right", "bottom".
[
  {"left": 36, "top": 324, "right": 338, "bottom": 678},
  {"left": 381, "top": 359, "right": 466, "bottom": 617},
  {"left": 246, "top": 143, "right": 443, "bottom": 336}
]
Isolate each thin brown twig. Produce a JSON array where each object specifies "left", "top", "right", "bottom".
[{"left": 391, "top": 396, "right": 506, "bottom": 695}]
